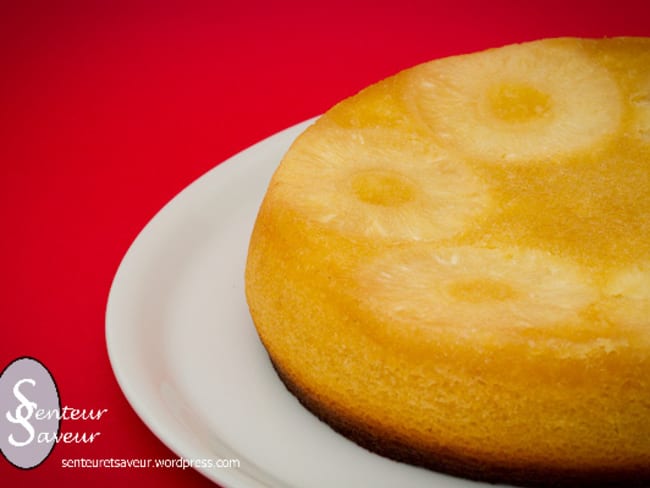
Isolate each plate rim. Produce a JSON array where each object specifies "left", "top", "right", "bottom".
[{"left": 105, "top": 117, "right": 318, "bottom": 488}]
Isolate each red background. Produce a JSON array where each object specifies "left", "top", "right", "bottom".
[{"left": 1, "top": 0, "right": 649, "bottom": 486}]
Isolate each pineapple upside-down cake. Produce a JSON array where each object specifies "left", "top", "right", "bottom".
[{"left": 245, "top": 37, "right": 650, "bottom": 487}]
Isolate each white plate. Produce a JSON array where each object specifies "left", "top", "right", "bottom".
[{"left": 105, "top": 118, "right": 504, "bottom": 488}]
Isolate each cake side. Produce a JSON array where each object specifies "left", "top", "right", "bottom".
[{"left": 269, "top": 355, "right": 650, "bottom": 488}]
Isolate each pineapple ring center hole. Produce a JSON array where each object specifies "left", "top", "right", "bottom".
[
  {"left": 447, "top": 278, "right": 518, "bottom": 303},
  {"left": 351, "top": 170, "right": 415, "bottom": 206},
  {"left": 487, "top": 83, "right": 551, "bottom": 123}
]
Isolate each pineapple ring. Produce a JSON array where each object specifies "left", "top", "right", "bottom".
[
  {"left": 356, "top": 246, "right": 598, "bottom": 334},
  {"left": 270, "top": 127, "right": 490, "bottom": 242},
  {"left": 407, "top": 40, "right": 623, "bottom": 162}
]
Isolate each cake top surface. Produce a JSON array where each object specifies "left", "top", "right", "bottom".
[{"left": 265, "top": 37, "right": 650, "bottom": 341}]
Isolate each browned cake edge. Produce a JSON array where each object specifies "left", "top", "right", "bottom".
[{"left": 267, "top": 354, "right": 649, "bottom": 488}]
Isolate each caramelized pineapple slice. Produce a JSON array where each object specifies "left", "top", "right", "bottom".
[
  {"left": 406, "top": 39, "right": 623, "bottom": 162},
  {"left": 271, "top": 126, "right": 490, "bottom": 242},
  {"left": 356, "top": 246, "right": 597, "bottom": 333}
]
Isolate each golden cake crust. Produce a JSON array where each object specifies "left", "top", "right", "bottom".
[
  {"left": 269, "top": 356, "right": 649, "bottom": 488},
  {"left": 245, "top": 37, "right": 650, "bottom": 487}
]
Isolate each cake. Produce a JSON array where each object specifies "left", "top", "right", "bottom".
[{"left": 244, "top": 37, "right": 650, "bottom": 487}]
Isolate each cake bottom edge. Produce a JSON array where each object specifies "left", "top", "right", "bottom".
[{"left": 267, "top": 354, "right": 649, "bottom": 488}]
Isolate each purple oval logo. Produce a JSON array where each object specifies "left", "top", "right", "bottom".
[{"left": 0, "top": 357, "right": 61, "bottom": 469}]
